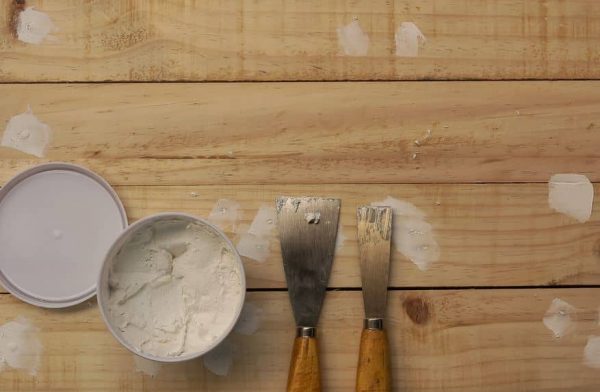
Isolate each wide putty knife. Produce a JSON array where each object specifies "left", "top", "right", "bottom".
[
  {"left": 276, "top": 196, "right": 341, "bottom": 392},
  {"left": 356, "top": 206, "right": 393, "bottom": 392}
]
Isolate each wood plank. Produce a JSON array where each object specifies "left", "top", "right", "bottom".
[
  {"left": 1, "top": 0, "right": 599, "bottom": 81},
  {"left": 1, "top": 82, "right": 600, "bottom": 185},
  {"left": 1, "top": 289, "right": 599, "bottom": 391},
  {"left": 3, "top": 183, "right": 599, "bottom": 292}
]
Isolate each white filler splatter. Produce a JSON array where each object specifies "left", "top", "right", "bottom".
[
  {"left": 17, "top": 7, "right": 56, "bottom": 45},
  {"left": 372, "top": 196, "right": 440, "bottom": 271},
  {"left": 584, "top": 336, "right": 600, "bottom": 368},
  {"left": 234, "top": 302, "right": 263, "bottom": 336},
  {"left": 236, "top": 205, "right": 276, "bottom": 262},
  {"left": 548, "top": 174, "right": 594, "bottom": 223},
  {"left": 207, "top": 199, "right": 243, "bottom": 233},
  {"left": 133, "top": 355, "right": 162, "bottom": 377},
  {"left": 336, "top": 20, "right": 370, "bottom": 56},
  {"left": 0, "top": 317, "right": 43, "bottom": 376},
  {"left": 203, "top": 339, "right": 235, "bottom": 376},
  {"left": 542, "top": 298, "right": 576, "bottom": 338},
  {"left": 2, "top": 106, "right": 52, "bottom": 158},
  {"left": 395, "top": 22, "right": 426, "bottom": 57},
  {"left": 335, "top": 228, "right": 347, "bottom": 251}
]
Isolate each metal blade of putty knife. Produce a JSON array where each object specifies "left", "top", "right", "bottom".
[
  {"left": 355, "top": 206, "right": 392, "bottom": 392},
  {"left": 276, "top": 196, "right": 341, "bottom": 392}
]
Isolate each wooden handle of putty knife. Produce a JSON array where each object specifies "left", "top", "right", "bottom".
[
  {"left": 356, "top": 324, "right": 391, "bottom": 392},
  {"left": 287, "top": 328, "right": 320, "bottom": 392}
]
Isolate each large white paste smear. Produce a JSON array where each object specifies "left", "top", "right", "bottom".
[
  {"left": 583, "top": 336, "right": 600, "bottom": 368},
  {"left": 542, "top": 298, "right": 576, "bottom": 338},
  {"left": 203, "top": 339, "right": 234, "bottom": 376},
  {"left": 0, "top": 317, "right": 43, "bottom": 376},
  {"left": 2, "top": 106, "right": 52, "bottom": 158},
  {"left": 335, "top": 228, "right": 347, "bottom": 251},
  {"left": 395, "top": 22, "right": 426, "bottom": 57},
  {"left": 371, "top": 196, "right": 440, "bottom": 271},
  {"left": 133, "top": 355, "right": 162, "bottom": 377},
  {"left": 336, "top": 20, "right": 370, "bottom": 56},
  {"left": 17, "top": 7, "right": 56, "bottom": 44},
  {"left": 234, "top": 302, "right": 263, "bottom": 336},
  {"left": 207, "top": 199, "right": 243, "bottom": 233},
  {"left": 236, "top": 205, "right": 276, "bottom": 262},
  {"left": 107, "top": 220, "right": 243, "bottom": 358},
  {"left": 548, "top": 174, "right": 594, "bottom": 223}
]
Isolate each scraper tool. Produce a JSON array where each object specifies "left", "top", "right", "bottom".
[
  {"left": 276, "top": 196, "right": 341, "bottom": 392},
  {"left": 356, "top": 206, "right": 393, "bottom": 392}
]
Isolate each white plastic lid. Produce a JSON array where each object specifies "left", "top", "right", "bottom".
[{"left": 0, "top": 163, "right": 127, "bottom": 308}]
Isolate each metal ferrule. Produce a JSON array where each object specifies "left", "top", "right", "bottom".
[
  {"left": 364, "top": 318, "right": 384, "bottom": 330},
  {"left": 296, "top": 326, "right": 316, "bottom": 338}
]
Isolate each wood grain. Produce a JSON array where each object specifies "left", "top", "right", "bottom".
[
  {"left": 1, "top": 82, "right": 600, "bottom": 185},
  {"left": 356, "top": 329, "right": 391, "bottom": 392},
  {"left": 287, "top": 337, "right": 321, "bottom": 392},
  {"left": 1, "top": 289, "right": 599, "bottom": 391},
  {"left": 2, "top": 182, "right": 600, "bottom": 294},
  {"left": 1, "top": 1, "right": 599, "bottom": 81}
]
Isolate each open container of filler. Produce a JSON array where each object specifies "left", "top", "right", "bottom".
[{"left": 0, "top": 163, "right": 246, "bottom": 362}]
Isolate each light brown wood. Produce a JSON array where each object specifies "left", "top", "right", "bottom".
[
  {"left": 356, "top": 329, "right": 391, "bottom": 392},
  {"left": 2, "top": 182, "right": 599, "bottom": 294},
  {"left": 1, "top": 82, "right": 600, "bottom": 185},
  {"left": 1, "top": 1, "right": 599, "bottom": 81},
  {"left": 1, "top": 289, "right": 600, "bottom": 391},
  {"left": 287, "top": 336, "right": 321, "bottom": 392}
]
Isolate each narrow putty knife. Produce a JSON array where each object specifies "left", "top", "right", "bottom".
[
  {"left": 356, "top": 206, "right": 393, "bottom": 392},
  {"left": 276, "top": 196, "right": 341, "bottom": 392}
]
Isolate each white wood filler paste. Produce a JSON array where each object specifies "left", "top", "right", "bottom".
[
  {"left": 542, "top": 298, "right": 576, "bottom": 338},
  {"left": 372, "top": 196, "right": 440, "bottom": 271},
  {"left": 336, "top": 19, "right": 370, "bottom": 56},
  {"left": 583, "top": 336, "right": 600, "bottom": 368},
  {"left": 17, "top": 7, "right": 56, "bottom": 44},
  {"left": 0, "top": 317, "right": 42, "bottom": 376},
  {"left": 2, "top": 106, "right": 52, "bottom": 158},
  {"left": 207, "top": 199, "right": 243, "bottom": 233},
  {"left": 236, "top": 205, "right": 276, "bottom": 263},
  {"left": 395, "top": 22, "right": 426, "bottom": 57},
  {"left": 548, "top": 174, "right": 594, "bottom": 223},
  {"left": 133, "top": 355, "right": 162, "bottom": 377},
  {"left": 107, "top": 220, "right": 243, "bottom": 358},
  {"left": 203, "top": 339, "right": 235, "bottom": 376}
]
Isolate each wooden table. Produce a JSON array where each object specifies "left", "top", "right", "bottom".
[{"left": 1, "top": 1, "right": 600, "bottom": 390}]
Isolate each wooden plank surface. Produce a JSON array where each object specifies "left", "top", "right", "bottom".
[
  {"left": 1, "top": 182, "right": 598, "bottom": 293},
  {"left": 1, "top": 289, "right": 599, "bottom": 391},
  {"left": 1, "top": 82, "right": 600, "bottom": 185},
  {"left": 1, "top": 1, "right": 599, "bottom": 82}
]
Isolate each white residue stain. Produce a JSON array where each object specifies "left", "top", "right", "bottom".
[
  {"left": 583, "top": 336, "right": 600, "bottom": 369},
  {"left": 304, "top": 212, "right": 321, "bottom": 224},
  {"left": 335, "top": 228, "right": 347, "bottom": 251},
  {"left": 236, "top": 205, "right": 276, "bottom": 262},
  {"left": 395, "top": 22, "right": 426, "bottom": 57},
  {"left": 0, "top": 317, "right": 43, "bottom": 376},
  {"left": 371, "top": 196, "right": 440, "bottom": 271},
  {"left": 234, "top": 302, "right": 263, "bottom": 336},
  {"left": 133, "top": 355, "right": 162, "bottom": 377},
  {"left": 336, "top": 19, "right": 370, "bottom": 56},
  {"left": 207, "top": 199, "right": 243, "bottom": 233},
  {"left": 542, "top": 298, "right": 576, "bottom": 338},
  {"left": 17, "top": 7, "right": 57, "bottom": 45},
  {"left": 203, "top": 339, "right": 235, "bottom": 376},
  {"left": 548, "top": 174, "right": 594, "bottom": 223},
  {"left": 2, "top": 106, "right": 52, "bottom": 158},
  {"left": 414, "top": 129, "right": 432, "bottom": 147}
]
